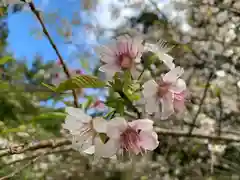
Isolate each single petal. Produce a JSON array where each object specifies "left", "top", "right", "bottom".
[
  {"left": 71, "top": 134, "right": 93, "bottom": 152},
  {"left": 66, "top": 107, "right": 92, "bottom": 123},
  {"left": 134, "top": 57, "right": 141, "bottom": 63},
  {"left": 157, "top": 52, "right": 175, "bottom": 69},
  {"left": 100, "top": 55, "right": 117, "bottom": 64},
  {"left": 143, "top": 79, "right": 158, "bottom": 98},
  {"left": 160, "top": 92, "right": 174, "bottom": 119},
  {"left": 145, "top": 96, "right": 159, "bottom": 114},
  {"left": 62, "top": 116, "right": 83, "bottom": 132},
  {"left": 170, "top": 78, "right": 186, "bottom": 93},
  {"left": 94, "top": 137, "right": 119, "bottom": 158},
  {"left": 139, "top": 131, "right": 159, "bottom": 151},
  {"left": 129, "top": 119, "right": 154, "bottom": 131},
  {"left": 92, "top": 117, "right": 108, "bottom": 133},
  {"left": 99, "top": 64, "right": 121, "bottom": 79},
  {"left": 106, "top": 117, "right": 127, "bottom": 139},
  {"left": 83, "top": 145, "right": 95, "bottom": 154},
  {"left": 130, "top": 37, "right": 143, "bottom": 58},
  {"left": 95, "top": 45, "right": 115, "bottom": 62},
  {"left": 174, "top": 99, "right": 185, "bottom": 114},
  {"left": 163, "top": 66, "right": 184, "bottom": 84}
]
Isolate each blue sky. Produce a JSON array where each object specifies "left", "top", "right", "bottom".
[
  {"left": 6, "top": 0, "right": 92, "bottom": 66},
  {"left": 5, "top": 0, "right": 106, "bottom": 107}
]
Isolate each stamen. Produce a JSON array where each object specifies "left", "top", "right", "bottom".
[{"left": 120, "top": 126, "right": 142, "bottom": 154}]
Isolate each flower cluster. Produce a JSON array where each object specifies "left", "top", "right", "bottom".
[{"left": 63, "top": 35, "right": 188, "bottom": 158}]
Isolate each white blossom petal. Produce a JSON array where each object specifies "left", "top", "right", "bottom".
[
  {"left": 143, "top": 79, "right": 158, "bottom": 98},
  {"left": 99, "top": 64, "right": 121, "bottom": 79},
  {"left": 163, "top": 66, "right": 184, "bottom": 84},
  {"left": 72, "top": 134, "right": 93, "bottom": 152},
  {"left": 95, "top": 45, "right": 115, "bottom": 61},
  {"left": 92, "top": 117, "right": 108, "bottom": 133},
  {"left": 157, "top": 52, "right": 175, "bottom": 69},
  {"left": 170, "top": 78, "right": 186, "bottom": 93},
  {"left": 139, "top": 131, "right": 159, "bottom": 150},
  {"left": 160, "top": 92, "right": 174, "bottom": 119},
  {"left": 129, "top": 119, "right": 154, "bottom": 131},
  {"left": 106, "top": 117, "right": 127, "bottom": 139},
  {"left": 83, "top": 145, "right": 95, "bottom": 154},
  {"left": 145, "top": 96, "right": 159, "bottom": 114},
  {"left": 94, "top": 137, "right": 119, "bottom": 158},
  {"left": 66, "top": 107, "right": 92, "bottom": 123}
]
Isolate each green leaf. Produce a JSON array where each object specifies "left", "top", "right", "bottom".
[
  {"left": 123, "top": 70, "right": 132, "bottom": 90},
  {"left": 42, "top": 82, "right": 56, "bottom": 91},
  {"left": 55, "top": 75, "right": 106, "bottom": 92},
  {"left": 0, "top": 56, "right": 13, "bottom": 65},
  {"left": 112, "top": 72, "right": 124, "bottom": 91},
  {"left": 32, "top": 112, "right": 66, "bottom": 122}
]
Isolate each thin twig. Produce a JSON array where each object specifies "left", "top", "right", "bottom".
[
  {"left": 0, "top": 156, "right": 40, "bottom": 180},
  {"left": 188, "top": 71, "right": 214, "bottom": 135},
  {"left": 0, "top": 138, "right": 70, "bottom": 158},
  {"left": 28, "top": 1, "right": 79, "bottom": 108},
  {"left": 156, "top": 128, "right": 240, "bottom": 143},
  {"left": 2, "top": 128, "right": 240, "bottom": 160},
  {"left": 5, "top": 147, "right": 72, "bottom": 166},
  {"left": 216, "top": 89, "right": 223, "bottom": 136}
]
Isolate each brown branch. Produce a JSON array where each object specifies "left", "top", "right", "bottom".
[
  {"left": 0, "top": 156, "right": 40, "bottom": 180},
  {"left": 156, "top": 128, "right": 240, "bottom": 143},
  {"left": 188, "top": 71, "right": 214, "bottom": 135},
  {"left": 0, "top": 138, "right": 70, "bottom": 158},
  {"left": 5, "top": 147, "right": 72, "bottom": 166},
  {"left": 28, "top": 1, "right": 79, "bottom": 108},
  {"left": 2, "top": 127, "right": 240, "bottom": 160}
]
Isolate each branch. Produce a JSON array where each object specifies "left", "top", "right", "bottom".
[
  {"left": 28, "top": 1, "right": 79, "bottom": 108},
  {"left": 188, "top": 71, "right": 214, "bottom": 135},
  {"left": 2, "top": 127, "right": 240, "bottom": 160},
  {"left": 0, "top": 138, "right": 70, "bottom": 158},
  {"left": 5, "top": 146, "right": 72, "bottom": 166},
  {"left": 155, "top": 128, "right": 240, "bottom": 143}
]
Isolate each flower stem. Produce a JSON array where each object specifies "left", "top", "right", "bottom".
[
  {"left": 137, "top": 70, "right": 144, "bottom": 81},
  {"left": 117, "top": 90, "right": 141, "bottom": 118}
]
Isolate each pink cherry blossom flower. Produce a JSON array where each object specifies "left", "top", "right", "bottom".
[
  {"left": 142, "top": 66, "right": 187, "bottom": 119},
  {"left": 95, "top": 35, "right": 144, "bottom": 79},
  {"left": 94, "top": 117, "right": 159, "bottom": 158},
  {"left": 62, "top": 107, "right": 108, "bottom": 154}
]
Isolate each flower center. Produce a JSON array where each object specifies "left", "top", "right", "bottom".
[
  {"left": 120, "top": 126, "right": 141, "bottom": 154},
  {"left": 118, "top": 55, "right": 133, "bottom": 70}
]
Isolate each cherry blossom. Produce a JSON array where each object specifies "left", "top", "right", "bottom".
[
  {"left": 144, "top": 40, "right": 175, "bottom": 69},
  {"left": 62, "top": 107, "right": 108, "bottom": 154},
  {"left": 94, "top": 117, "right": 159, "bottom": 158},
  {"left": 95, "top": 35, "right": 144, "bottom": 79},
  {"left": 142, "top": 66, "right": 186, "bottom": 119}
]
